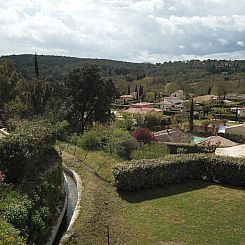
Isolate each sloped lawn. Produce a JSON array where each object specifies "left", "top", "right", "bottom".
[{"left": 61, "top": 150, "right": 245, "bottom": 245}]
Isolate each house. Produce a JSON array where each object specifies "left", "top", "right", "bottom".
[
  {"left": 163, "top": 97, "right": 184, "bottom": 109},
  {"left": 171, "top": 90, "right": 185, "bottom": 100},
  {"left": 124, "top": 102, "right": 162, "bottom": 116},
  {"left": 130, "top": 102, "right": 154, "bottom": 108},
  {"left": 226, "top": 93, "right": 245, "bottom": 101},
  {"left": 230, "top": 108, "right": 245, "bottom": 118},
  {"left": 0, "top": 128, "right": 9, "bottom": 139},
  {"left": 120, "top": 95, "right": 134, "bottom": 101},
  {"left": 155, "top": 100, "right": 173, "bottom": 110},
  {"left": 225, "top": 124, "right": 245, "bottom": 137},
  {"left": 193, "top": 95, "right": 218, "bottom": 104},
  {"left": 196, "top": 136, "right": 238, "bottom": 148},
  {"left": 154, "top": 129, "right": 191, "bottom": 143},
  {"left": 215, "top": 144, "right": 245, "bottom": 158}
]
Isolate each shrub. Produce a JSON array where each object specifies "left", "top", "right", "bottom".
[
  {"left": 0, "top": 219, "right": 26, "bottom": 245},
  {"left": 0, "top": 120, "right": 57, "bottom": 184},
  {"left": 113, "top": 154, "right": 245, "bottom": 191},
  {"left": 115, "top": 138, "right": 139, "bottom": 160},
  {"left": 132, "top": 127, "right": 155, "bottom": 144},
  {"left": 144, "top": 112, "right": 163, "bottom": 130},
  {"left": 55, "top": 120, "right": 69, "bottom": 141},
  {"left": 131, "top": 143, "right": 170, "bottom": 160},
  {"left": 77, "top": 131, "right": 101, "bottom": 150}
]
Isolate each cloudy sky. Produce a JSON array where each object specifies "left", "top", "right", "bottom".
[{"left": 0, "top": 0, "right": 245, "bottom": 63}]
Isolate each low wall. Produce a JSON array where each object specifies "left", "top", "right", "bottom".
[
  {"left": 45, "top": 192, "right": 68, "bottom": 245},
  {"left": 60, "top": 164, "right": 83, "bottom": 244}
]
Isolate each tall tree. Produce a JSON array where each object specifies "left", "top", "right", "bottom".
[
  {"left": 189, "top": 98, "right": 194, "bottom": 131},
  {"left": 66, "top": 65, "right": 117, "bottom": 134},
  {"left": 127, "top": 85, "right": 131, "bottom": 95},
  {"left": 34, "top": 53, "right": 39, "bottom": 78},
  {"left": 0, "top": 59, "right": 18, "bottom": 110}
]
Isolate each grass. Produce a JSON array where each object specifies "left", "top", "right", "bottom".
[
  {"left": 56, "top": 142, "right": 122, "bottom": 183},
  {"left": 61, "top": 149, "right": 245, "bottom": 245}
]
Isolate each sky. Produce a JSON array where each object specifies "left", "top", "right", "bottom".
[{"left": 0, "top": 0, "right": 245, "bottom": 63}]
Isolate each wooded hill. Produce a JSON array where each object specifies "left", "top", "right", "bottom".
[{"left": 1, "top": 54, "right": 245, "bottom": 96}]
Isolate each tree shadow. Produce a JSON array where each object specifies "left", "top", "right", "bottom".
[{"left": 119, "top": 180, "right": 213, "bottom": 203}]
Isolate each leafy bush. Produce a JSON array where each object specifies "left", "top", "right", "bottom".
[
  {"left": 55, "top": 120, "right": 69, "bottom": 141},
  {"left": 0, "top": 120, "right": 57, "bottom": 184},
  {"left": 0, "top": 219, "right": 26, "bottom": 245},
  {"left": 0, "top": 120, "right": 63, "bottom": 244},
  {"left": 115, "top": 138, "right": 139, "bottom": 160},
  {"left": 144, "top": 112, "right": 163, "bottom": 130},
  {"left": 113, "top": 154, "right": 245, "bottom": 191},
  {"left": 131, "top": 143, "right": 170, "bottom": 160},
  {"left": 132, "top": 127, "right": 155, "bottom": 144},
  {"left": 77, "top": 130, "right": 102, "bottom": 150}
]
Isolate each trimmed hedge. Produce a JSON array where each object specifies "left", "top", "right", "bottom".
[
  {"left": 113, "top": 154, "right": 245, "bottom": 191},
  {"left": 164, "top": 142, "right": 206, "bottom": 154}
]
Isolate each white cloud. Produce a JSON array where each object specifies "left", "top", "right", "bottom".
[
  {"left": 218, "top": 38, "right": 229, "bottom": 45},
  {"left": 237, "top": 41, "right": 245, "bottom": 47},
  {"left": 0, "top": 0, "right": 245, "bottom": 62}
]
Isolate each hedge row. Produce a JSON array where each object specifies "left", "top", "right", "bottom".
[
  {"left": 164, "top": 142, "right": 207, "bottom": 154},
  {"left": 113, "top": 154, "right": 245, "bottom": 191}
]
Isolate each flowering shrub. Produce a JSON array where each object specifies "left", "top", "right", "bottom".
[{"left": 132, "top": 127, "right": 155, "bottom": 144}]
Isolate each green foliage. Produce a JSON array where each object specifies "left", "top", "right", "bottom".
[
  {"left": 135, "top": 115, "right": 144, "bottom": 127},
  {"left": 131, "top": 143, "right": 169, "bottom": 160},
  {"left": 121, "top": 112, "right": 134, "bottom": 130},
  {"left": 55, "top": 120, "right": 69, "bottom": 141},
  {"left": 144, "top": 112, "right": 163, "bottom": 130},
  {"left": 66, "top": 65, "right": 118, "bottom": 133},
  {"left": 0, "top": 120, "right": 56, "bottom": 184},
  {"left": 113, "top": 154, "right": 245, "bottom": 191},
  {"left": 0, "top": 219, "right": 26, "bottom": 245},
  {"left": 115, "top": 138, "right": 139, "bottom": 160},
  {"left": 77, "top": 130, "right": 102, "bottom": 151},
  {"left": 0, "top": 158, "right": 63, "bottom": 244}
]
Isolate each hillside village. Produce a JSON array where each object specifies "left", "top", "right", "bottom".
[{"left": 0, "top": 55, "right": 245, "bottom": 245}]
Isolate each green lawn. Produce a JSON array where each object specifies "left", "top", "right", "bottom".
[
  {"left": 56, "top": 142, "right": 122, "bottom": 183},
  {"left": 61, "top": 150, "right": 245, "bottom": 245}
]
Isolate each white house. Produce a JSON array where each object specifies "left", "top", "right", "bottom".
[{"left": 163, "top": 97, "right": 184, "bottom": 109}]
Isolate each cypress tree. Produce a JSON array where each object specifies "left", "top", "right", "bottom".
[
  {"left": 34, "top": 53, "right": 39, "bottom": 78},
  {"left": 127, "top": 85, "right": 130, "bottom": 95},
  {"left": 135, "top": 85, "right": 138, "bottom": 93},
  {"left": 189, "top": 98, "right": 194, "bottom": 131}
]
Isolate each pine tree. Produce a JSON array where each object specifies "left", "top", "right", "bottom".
[{"left": 34, "top": 53, "right": 39, "bottom": 78}]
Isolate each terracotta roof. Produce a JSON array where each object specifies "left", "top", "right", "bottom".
[
  {"left": 197, "top": 136, "right": 238, "bottom": 148},
  {"left": 131, "top": 102, "right": 154, "bottom": 107},
  {"left": 125, "top": 107, "right": 162, "bottom": 115},
  {"left": 154, "top": 129, "right": 191, "bottom": 143},
  {"left": 194, "top": 95, "right": 218, "bottom": 103}
]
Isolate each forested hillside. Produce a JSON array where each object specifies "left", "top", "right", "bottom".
[{"left": 1, "top": 54, "right": 245, "bottom": 96}]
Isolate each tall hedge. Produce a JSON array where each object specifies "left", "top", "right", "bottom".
[{"left": 113, "top": 154, "right": 245, "bottom": 191}]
